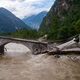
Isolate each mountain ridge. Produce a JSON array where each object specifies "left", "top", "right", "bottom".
[
  {"left": 40, "top": 0, "right": 80, "bottom": 40},
  {"left": 0, "top": 8, "right": 30, "bottom": 33}
]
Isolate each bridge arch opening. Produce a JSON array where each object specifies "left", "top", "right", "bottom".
[{"left": 4, "top": 42, "right": 31, "bottom": 57}]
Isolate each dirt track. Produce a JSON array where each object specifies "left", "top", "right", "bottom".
[{"left": 0, "top": 53, "right": 80, "bottom": 80}]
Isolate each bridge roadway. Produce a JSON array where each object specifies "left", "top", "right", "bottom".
[
  {"left": 0, "top": 36, "right": 48, "bottom": 55},
  {"left": 0, "top": 36, "right": 48, "bottom": 44}
]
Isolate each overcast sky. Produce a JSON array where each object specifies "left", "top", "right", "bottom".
[{"left": 0, "top": 0, "right": 55, "bottom": 19}]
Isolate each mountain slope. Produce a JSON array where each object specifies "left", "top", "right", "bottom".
[
  {"left": 0, "top": 8, "right": 29, "bottom": 33},
  {"left": 40, "top": 0, "right": 80, "bottom": 40},
  {"left": 23, "top": 11, "right": 47, "bottom": 29}
]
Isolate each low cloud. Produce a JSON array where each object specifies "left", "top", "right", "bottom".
[{"left": 0, "top": 0, "right": 55, "bottom": 19}]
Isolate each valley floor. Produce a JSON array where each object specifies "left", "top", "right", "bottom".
[{"left": 0, "top": 53, "right": 80, "bottom": 80}]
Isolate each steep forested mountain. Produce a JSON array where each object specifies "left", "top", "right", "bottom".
[
  {"left": 40, "top": 0, "right": 80, "bottom": 40},
  {"left": 0, "top": 8, "right": 29, "bottom": 33},
  {"left": 23, "top": 11, "right": 47, "bottom": 29}
]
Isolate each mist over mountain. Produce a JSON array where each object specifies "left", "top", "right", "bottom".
[
  {"left": 0, "top": 8, "right": 30, "bottom": 33},
  {"left": 23, "top": 11, "right": 47, "bottom": 30}
]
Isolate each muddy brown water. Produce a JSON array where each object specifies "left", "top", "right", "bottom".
[{"left": 0, "top": 52, "right": 80, "bottom": 80}]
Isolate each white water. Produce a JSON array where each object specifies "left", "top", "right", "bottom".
[{"left": 4, "top": 43, "right": 31, "bottom": 57}]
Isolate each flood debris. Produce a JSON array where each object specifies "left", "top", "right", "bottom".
[{"left": 47, "top": 35, "right": 80, "bottom": 55}]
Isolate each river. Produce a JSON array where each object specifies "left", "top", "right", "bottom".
[{"left": 0, "top": 43, "right": 80, "bottom": 80}]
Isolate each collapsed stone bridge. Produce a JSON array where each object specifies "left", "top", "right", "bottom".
[
  {"left": 0, "top": 35, "right": 80, "bottom": 55},
  {"left": 0, "top": 36, "right": 48, "bottom": 55}
]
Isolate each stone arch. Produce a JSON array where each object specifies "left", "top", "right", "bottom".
[
  {"left": 0, "top": 38, "right": 48, "bottom": 55},
  {"left": 5, "top": 41, "right": 48, "bottom": 55}
]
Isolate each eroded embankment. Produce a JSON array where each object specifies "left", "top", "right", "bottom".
[{"left": 0, "top": 52, "right": 80, "bottom": 80}]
